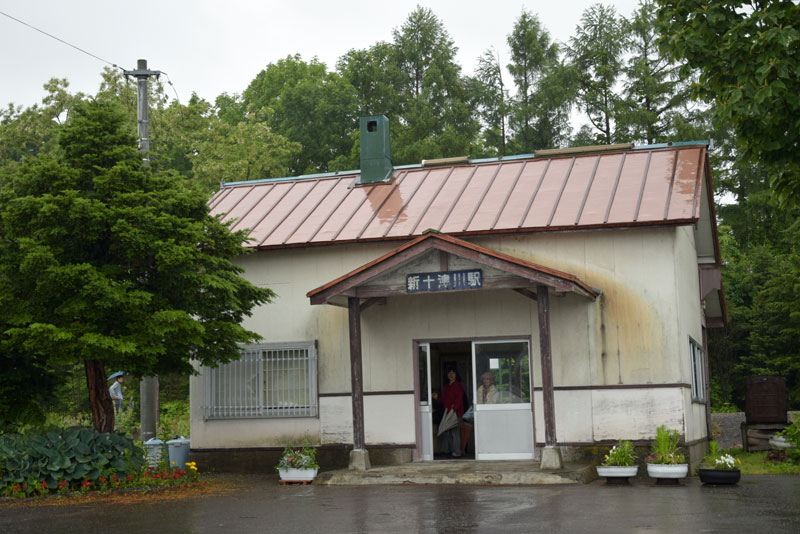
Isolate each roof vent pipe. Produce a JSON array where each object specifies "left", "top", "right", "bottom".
[{"left": 359, "top": 115, "right": 393, "bottom": 184}]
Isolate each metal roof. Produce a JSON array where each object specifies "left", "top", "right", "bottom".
[{"left": 209, "top": 144, "right": 709, "bottom": 250}]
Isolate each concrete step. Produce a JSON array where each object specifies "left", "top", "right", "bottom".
[{"left": 315, "top": 460, "right": 597, "bottom": 486}]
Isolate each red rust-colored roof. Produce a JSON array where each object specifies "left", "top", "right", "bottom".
[{"left": 209, "top": 144, "right": 708, "bottom": 250}]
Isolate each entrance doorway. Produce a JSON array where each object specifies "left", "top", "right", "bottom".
[{"left": 417, "top": 339, "right": 534, "bottom": 461}]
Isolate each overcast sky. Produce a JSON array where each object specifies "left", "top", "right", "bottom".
[{"left": 1, "top": 0, "right": 640, "bottom": 110}]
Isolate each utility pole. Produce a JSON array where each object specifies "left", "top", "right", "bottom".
[{"left": 123, "top": 59, "right": 161, "bottom": 440}]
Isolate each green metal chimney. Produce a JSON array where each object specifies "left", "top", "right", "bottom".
[{"left": 359, "top": 115, "right": 392, "bottom": 183}]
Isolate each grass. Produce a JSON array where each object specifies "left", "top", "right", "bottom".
[{"left": 726, "top": 447, "right": 800, "bottom": 475}]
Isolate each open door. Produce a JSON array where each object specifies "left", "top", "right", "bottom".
[
  {"left": 417, "top": 342, "right": 433, "bottom": 461},
  {"left": 472, "top": 340, "right": 534, "bottom": 460}
]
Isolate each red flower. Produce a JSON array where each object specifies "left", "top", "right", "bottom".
[
  {"left": 127, "top": 475, "right": 134, "bottom": 481},
  {"left": 41, "top": 480, "right": 48, "bottom": 488},
  {"left": 111, "top": 474, "right": 118, "bottom": 482},
  {"left": 99, "top": 476, "right": 107, "bottom": 484},
  {"left": 58, "top": 480, "right": 67, "bottom": 489}
]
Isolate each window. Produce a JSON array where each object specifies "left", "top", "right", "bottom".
[
  {"left": 689, "top": 337, "right": 706, "bottom": 402},
  {"left": 474, "top": 341, "right": 531, "bottom": 404},
  {"left": 203, "top": 341, "right": 317, "bottom": 419}
]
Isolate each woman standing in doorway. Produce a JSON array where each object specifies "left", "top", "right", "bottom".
[{"left": 442, "top": 367, "right": 465, "bottom": 457}]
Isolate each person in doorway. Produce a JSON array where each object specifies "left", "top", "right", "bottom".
[
  {"left": 476, "top": 371, "right": 499, "bottom": 404},
  {"left": 442, "top": 367, "right": 465, "bottom": 457},
  {"left": 109, "top": 375, "right": 125, "bottom": 414}
]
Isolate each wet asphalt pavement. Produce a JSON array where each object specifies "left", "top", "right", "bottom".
[{"left": 2, "top": 474, "right": 799, "bottom": 533}]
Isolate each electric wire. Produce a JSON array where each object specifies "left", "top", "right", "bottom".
[
  {"left": 0, "top": 9, "right": 125, "bottom": 72},
  {"left": 1, "top": 9, "right": 183, "bottom": 103}
]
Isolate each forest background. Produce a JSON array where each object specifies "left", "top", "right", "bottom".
[{"left": 0, "top": 1, "right": 798, "bottom": 433}]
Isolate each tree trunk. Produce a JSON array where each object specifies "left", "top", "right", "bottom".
[{"left": 84, "top": 359, "right": 115, "bottom": 433}]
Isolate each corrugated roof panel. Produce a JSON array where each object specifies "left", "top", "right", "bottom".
[
  {"left": 309, "top": 180, "right": 373, "bottom": 243},
  {"left": 412, "top": 166, "right": 476, "bottom": 233},
  {"left": 667, "top": 148, "right": 703, "bottom": 220},
  {"left": 227, "top": 183, "right": 278, "bottom": 232},
  {"left": 335, "top": 173, "right": 408, "bottom": 241},
  {"left": 549, "top": 156, "right": 600, "bottom": 227},
  {"left": 211, "top": 186, "right": 252, "bottom": 223},
  {"left": 637, "top": 150, "right": 676, "bottom": 222},
  {"left": 577, "top": 153, "right": 625, "bottom": 226},
  {"left": 261, "top": 179, "right": 339, "bottom": 246},
  {"left": 210, "top": 144, "right": 709, "bottom": 249},
  {"left": 467, "top": 162, "right": 524, "bottom": 232},
  {"left": 360, "top": 169, "right": 428, "bottom": 239},
  {"left": 493, "top": 160, "right": 548, "bottom": 230},
  {"left": 385, "top": 167, "right": 452, "bottom": 238},
  {"left": 289, "top": 177, "right": 353, "bottom": 243},
  {"left": 440, "top": 165, "right": 501, "bottom": 233},
  {"left": 246, "top": 180, "right": 315, "bottom": 245},
  {"left": 606, "top": 152, "right": 650, "bottom": 224},
  {"left": 522, "top": 157, "right": 573, "bottom": 227}
]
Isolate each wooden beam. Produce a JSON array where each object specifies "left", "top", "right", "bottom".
[
  {"left": 514, "top": 288, "right": 538, "bottom": 301},
  {"left": 360, "top": 297, "right": 386, "bottom": 311},
  {"left": 537, "top": 284, "right": 556, "bottom": 447},
  {"left": 348, "top": 297, "right": 365, "bottom": 450}
]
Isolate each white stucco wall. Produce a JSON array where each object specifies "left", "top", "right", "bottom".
[{"left": 190, "top": 225, "right": 708, "bottom": 449}]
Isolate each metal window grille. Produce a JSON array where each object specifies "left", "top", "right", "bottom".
[
  {"left": 203, "top": 341, "right": 317, "bottom": 419},
  {"left": 689, "top": 337, "right": 705, "bottom": 401}
]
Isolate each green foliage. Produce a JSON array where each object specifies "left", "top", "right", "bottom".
[
  {"left": 506, "top": 9, "right": 572, "bottom": 152},
  {"left": 568, "top": 4, "right": 627, "bottom": 144},
  {"left": 0, "top": 426, "right": 144, "bottom": 492},
  {"left": 656, "top": 0, "right": 800, "bottom": 205},
  {"left": 601, "top": 440, "right": 637, "bottom": 467},
  {"left": 646, "top": 425, "right": 685, "bottom": 464},
  {"left": 158, "top": 400, "right": 190, "bottom": 440},
  {"left": 702, "top": 441, "right": 741, "bottom": 469},
  {"left": 0, "top": 100, "right": 273, "bottom": 429},
  {"left": 276, "top": 439, "right": 319, "bottom": 471}
]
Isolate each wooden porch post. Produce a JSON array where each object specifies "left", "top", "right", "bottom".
[
  {"left": 537, "top": 284, "right": 562, "bottom": 468},
  {"left": 348, "top": 297, "right": 366, "bottom": 451}
]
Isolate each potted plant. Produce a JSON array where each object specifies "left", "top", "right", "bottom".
[
  {"left": 275, "top": 439, "right": 319, "bottom": 482},
  {"left": 645, "top": 425, "right": 688, "bottom": 485},
  {"left": 596, "top": 440, "right": 638, "bottom": 484},
  {"left": 698, "top": 441, "right": 741, "bottom": 485}
]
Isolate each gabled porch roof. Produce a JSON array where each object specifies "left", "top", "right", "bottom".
[{"left": 306, "top": 232, "right": 600, "bottom": 305}]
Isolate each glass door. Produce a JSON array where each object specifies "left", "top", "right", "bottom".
[
  {"left": 417, "top": 343, "right": 433, "bottom": 461},
  {"left": 472, "top": 340, "right": 534, "bottom": 460}
]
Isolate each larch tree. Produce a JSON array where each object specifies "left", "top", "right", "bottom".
[{"left": 0, "top": 100, "right": 273, "bottom": 432}]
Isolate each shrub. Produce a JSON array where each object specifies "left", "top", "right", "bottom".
[
  {"left": 0, "top": 426, "right": 144, "bottom": 494},
  {"left": 276, "top": 440, "right": 319, "bottom": 471},
  {"left": 645, "top": 425, "right": 685, "bottom": 464},
  {"left": 601, "top": 440, "right": 637, "bottom": 466}
]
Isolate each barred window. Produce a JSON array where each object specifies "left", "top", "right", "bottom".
[
  {"left": 203, "top": 341, "right": 317, "bottom": 419},
  {"left": 689, "top": 337, "right": 706, "bottom": 402}
]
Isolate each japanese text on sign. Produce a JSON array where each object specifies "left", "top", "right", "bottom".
[{"left": 406, "top": 269, "right": 483, "bottom": 293}]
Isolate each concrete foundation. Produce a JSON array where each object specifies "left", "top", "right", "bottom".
[
  {"left": 349, "top": 448, "right": 371, "bottom": 471},
  {"left": 540, "top": 446, "right": 564, "bottom": 470}
]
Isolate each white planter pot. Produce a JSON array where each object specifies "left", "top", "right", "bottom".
[
  {"left": 769, "top": 435, "right": 793, "bottom": 450},
  {"left": 278, "top": 468, "right": 318, "bottom": 481},
  {"left": 647, "top": 463, "right": 688, "bottom": 479},
  {"left": 596, "top": 465, "right": 639, "bottom": 478}
]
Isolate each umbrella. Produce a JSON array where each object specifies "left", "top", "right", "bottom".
[
  {"left": 107, "top": 371, "right": 125, "bottom": 381},
  {"left": 437, "top": 409, "right": 459, "bottom": 436}
]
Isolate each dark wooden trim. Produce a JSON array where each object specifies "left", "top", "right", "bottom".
[
  {"left": 348, "top": 297, "right": 365, "bottom": 450},
  {"left": 413, "top": 334, "right": 531, "bottom": 344},
  {"left": 514, "top": 288, "right": 538, "bottom": 302},
  {"left": 534, "top": 438, "right": 707, "bottom": 448},
  {"left": 439, "top": 250, "right": 448, "bottom": 271},
  {"left": 365, "top": 390, "right": 415, "bottom": 396},
  {"left": 537, "top": 284, "right": 556, "bottom": 447},
  {"left": 359, "top": 297, "right": 386, "bottom": 312},
  {"left": 531, "top": 383, "right": 692, "bottom": 392},
  {"left": 191, "top": 443, "right": 416, "bottom": 453},
  {"left": 318, "top": 392, "right": 352, "bottom": 397}
]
